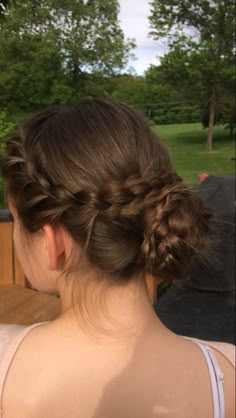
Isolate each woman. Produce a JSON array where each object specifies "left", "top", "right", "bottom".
[{"left": 0, "top": 100, "right": 235, "bottom": 418}]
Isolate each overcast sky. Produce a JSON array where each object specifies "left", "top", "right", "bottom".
[{"left": 119, "top": 0, "right": 167, "bottom": 74}]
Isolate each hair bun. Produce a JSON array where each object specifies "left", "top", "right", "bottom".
[{"left": 142, "top": 182, "right": 212, "bottom": 281}]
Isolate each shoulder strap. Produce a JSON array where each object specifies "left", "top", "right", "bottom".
[
  {"left": 194, "top": 341, "right": 225, "bottom": 418},
  {"left": 204, "top": 341, "right": 236, "bottom": 368},
  {"left": 0, "top": 322, "right": 47, "bottom": 418},
  {"left": 183, "top": 336, "right": 235, "bottom": 368}
]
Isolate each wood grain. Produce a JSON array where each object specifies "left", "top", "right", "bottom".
[
  {"left": 0, "top": 222, "right": 14, "bottom": 285},
  {"left": 0, "top": 285, "right": 61, "bottom": 325},
  {"left": 0, "top": 221, "right": 27, "bottom": 287}
]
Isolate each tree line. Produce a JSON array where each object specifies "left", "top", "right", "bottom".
[{"left": 0, "top": 0, "right": 235, "bottom": 153}]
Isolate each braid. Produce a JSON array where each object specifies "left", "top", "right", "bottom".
[
  {"left": 18, "top": 172, "right": 181, "bottom": 221},
  {"left": 73, "top": 173, "right": 182, "bottom": 220}
]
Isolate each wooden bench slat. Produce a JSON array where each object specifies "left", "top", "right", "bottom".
[{"left": 0, "top": 222, "right": 14, "bottom": 285}]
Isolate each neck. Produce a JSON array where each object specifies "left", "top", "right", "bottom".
[{"left": 55, "top": 273, "right": 167, "bottom": 346}]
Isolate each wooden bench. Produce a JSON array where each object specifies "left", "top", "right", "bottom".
[
  {"left": 0, "top": 285, "right": 61, "bottom": 325},
  {"left": 0, "top": 210, "right": 26, "bottom": 287}
]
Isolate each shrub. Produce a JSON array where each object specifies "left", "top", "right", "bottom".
[
  {"left": 0, "top": 111, "right": 15, "bottom": 155},
  {"left": 0, "top": 111, "right": 15, "bottom": 207}
]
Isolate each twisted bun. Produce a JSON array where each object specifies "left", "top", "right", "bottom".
[
  {"left": 3, "top": 100, "right": 212, "bottom": 282},
  {"left": 142, "top": 182, "right": 212, "bottom": 280}
]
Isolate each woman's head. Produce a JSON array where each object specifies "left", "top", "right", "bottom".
[{"left": 3, "top": 99, "right": 212, "bottom": 290}]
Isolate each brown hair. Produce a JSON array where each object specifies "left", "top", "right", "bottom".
[{"left": 2, "top": 99, "right": 212, "bottom": 282}]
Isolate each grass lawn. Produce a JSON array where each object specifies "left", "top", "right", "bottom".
[
  {"left": 0, "top": 122, "right": 235, "bottom": 208},
  {"left": 153, "top": 123, "right": 235, "bottom": 184}
]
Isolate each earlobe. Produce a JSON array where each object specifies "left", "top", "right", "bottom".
[{"left": 43, "top": 225, "right": 65, "bottom": 270}]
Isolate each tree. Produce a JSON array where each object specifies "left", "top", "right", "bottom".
[
  {"left": 149, "top": 0, "right": 235, "bottom": 151},
  {"left": 147, "top": 38, "right": 235, "bottom": 125},
  {"left": 0, "top": 0, "right": 134, "bottom": 114},
  {"left": 112, "top": 74, "right": 150, "bottom": 114},
  {"left": 0, "top": 0, "right": 15, "bottom": 17},
  {"left": 145, "top": 64, "right": 190, "bottom": 124},
  {"left": 0, "top": 111, "right": 15, "bottom": 155}
]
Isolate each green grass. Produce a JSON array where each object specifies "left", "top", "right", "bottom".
[
  {"left": 153, "top": 123, "right": 235, "bottom": 184},
  {"left": 0, "top": 122, "right": 235, "bottom": 208}
]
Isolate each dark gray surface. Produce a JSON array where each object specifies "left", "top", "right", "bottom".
[
  {"left": 189, "top": 175, "right": 235, "bottom": 292},
  {"left": 154, "top": 176, "right": 235, "bottom": 344},
  {"left": 154, "top": 285, "right": 235, "bottom": 344},
  {"left": 188, "top": 213, "right": 235, "bottom": 292},
  {"left": 193, "top": 175, "right": 235, "bottom": 215}
]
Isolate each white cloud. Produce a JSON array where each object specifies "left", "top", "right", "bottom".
[{"left": 119, "top": 0, "right": 167, "bottom": 74}]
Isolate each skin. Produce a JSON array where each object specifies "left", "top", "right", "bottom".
[{"left": 2, "top": 206, "right": 235, "bottom": 418}]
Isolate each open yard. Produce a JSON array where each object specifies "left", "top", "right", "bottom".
[
  {"left": 0, "top": 122, "right": 235, "bottom": 208},
  {"left": 153, "top": 123, "right": 235, "bottom": 184}
]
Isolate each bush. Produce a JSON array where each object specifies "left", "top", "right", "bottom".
[
  {"left": 0, "top": 111, "right": 15, "bottom": 207},
  {"left": 153, "top": 104, "right": 201, "bottom": 125},
  {"left": 0, "top": 111, "right": 15, "bottom": 155}
]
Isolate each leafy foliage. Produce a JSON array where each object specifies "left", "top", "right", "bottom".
[
  {"left": 0, "top": 0, "right": 134, "bottom": 113},
  {"left": 0, "top": 111, "right": 15, "bottom": 155}
]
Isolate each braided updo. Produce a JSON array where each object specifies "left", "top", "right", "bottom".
[{"left": 2, "top": 100, "right": 212, "bottom": 282}]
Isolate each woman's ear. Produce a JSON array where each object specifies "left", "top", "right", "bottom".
[{"left": 42, "top": 225, "right": 65, "bottom": 270}]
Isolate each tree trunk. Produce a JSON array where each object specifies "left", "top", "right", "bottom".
[{"left": 205, "top": 89, "right": 216, "bottom": 153}]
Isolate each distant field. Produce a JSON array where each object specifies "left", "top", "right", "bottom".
[
  {"left": 0, "top": 122, "right": 235, "bottom": 208},
  {"left": 153, "top": 123, "right": 235, "bottom": 184}
]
